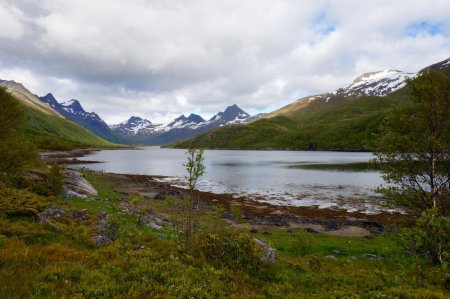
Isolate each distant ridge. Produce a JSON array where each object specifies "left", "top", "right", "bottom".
[{"left": 110, "top": 104, "right": 256, "bottom": 145}]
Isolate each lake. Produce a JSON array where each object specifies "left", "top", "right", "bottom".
[{"left": 74, "top": 148, "right": 390, "bottom": 214}]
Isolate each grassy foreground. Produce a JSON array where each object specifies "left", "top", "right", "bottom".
[{"left": 1, "top": 171, "right": 449, "bottom": 298}]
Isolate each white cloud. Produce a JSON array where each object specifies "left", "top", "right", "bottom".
[
  {"left": 0, "top": 0, "right": 448, "bottom": 124},
  {"left": 0, "top": 2, "right": 27, "bottom": 40}
]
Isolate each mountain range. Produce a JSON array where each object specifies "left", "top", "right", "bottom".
[
  {"left": 1, "top": 57, "right": 448, "bottom": 150},
  {"left": 172, "top": 57, "right": 450, "bottom": 150},
  {"left": 110, "top": 104, "right": 253, "bottom": 145},
  {"left": 38, "top": 93, "right": 256, "bottom": 145}
]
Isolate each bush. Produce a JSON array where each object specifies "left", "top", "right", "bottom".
[
  {"left": 0, "top": 182, "right": 52, "bottom": 214},
  {"left": 47, "top": 164, "right": 64, "bottom": 197},
  {"left": 195, "top": 230, "right": 265, "bottom": 274},
  {"left": 288, "top": 230, "right": 314, "bottom": 257}
]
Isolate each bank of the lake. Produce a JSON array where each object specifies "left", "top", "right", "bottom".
[
  {"left": 2, "top": 149, "right": 448, "bottom": 298},
  {"left": 71, "top": 148, "right": 390, "bottom": 215}
]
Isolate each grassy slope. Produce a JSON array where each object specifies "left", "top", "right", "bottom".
[
  {"left": 21, "top": 105, "right": 116, "bottom": 150},
  {"left": 172, "top": 88, "right": 411, "bottom": 150},
  {"left": 0, "top": 171, "right": 447, "bottom": 298}
]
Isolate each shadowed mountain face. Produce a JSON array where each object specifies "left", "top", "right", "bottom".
[{"left": 39, "top": 93, "right": 123, "bottom": 143}]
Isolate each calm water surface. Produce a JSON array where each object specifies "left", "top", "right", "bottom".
[{"left": 74, "top": 148, "right": 389, "bottom": 214}]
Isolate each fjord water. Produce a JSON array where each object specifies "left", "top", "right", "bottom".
[{"left": 76, "top": 148, "right": 387, "bottom": 213}]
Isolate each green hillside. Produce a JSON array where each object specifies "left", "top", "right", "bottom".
[
  {"left": 171, "top": 59, "right": 450, "bottom": 151},
  {"left": 170, "top": 88, "right": 411, "bottom": 151},
  {"left": 22, "top": 104, "right": 115, "bottom": 150}
]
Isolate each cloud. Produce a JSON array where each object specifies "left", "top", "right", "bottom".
[
  {"left": 0, "top": 0, "right": 449, "bottom": 124},
  {"left": 0, "top": 2, "right": 27, "bottom": 40}
]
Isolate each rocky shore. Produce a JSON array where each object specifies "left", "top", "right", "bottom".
[{"left": 54, "top": 150, "right": 407, "bottom": 238}]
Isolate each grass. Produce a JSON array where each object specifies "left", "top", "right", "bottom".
[
  {"left": 22, "top": 105, "right": 116, "bottom": 150},
  {"left": 254, "top": 229, "right": 399, "bottom": 258},
  {"left": 62, "top": 197, "right": 115, "bottom": 214},
  {"left": 81, "top": 171, "right": 124, "bottom": 200},
  {"left": 1, "top": 170, "right": 449, "bottom": 298}
]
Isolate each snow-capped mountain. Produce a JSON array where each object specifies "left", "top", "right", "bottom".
[
  {"left": 422, "top": 57, "right": 450, "bottom": 73},
  {"left": 166, "top": 114, "right": 206, "bottom": 130},
  {"left": 39, "top": 93, "right": 122, "bottom": 143},
  {"left": 336, "top": 69, "right": 415, "bottom": 97},
  {"left": 208, "top": 104, "right": 250, "bottom": 125},
  {"left": 110, "top": 104, "right": 254, "bottom": 145},
  {"left": 111, "top": 116, "right": 162, "bottom": 137},
  {"left": 292, "top": 69, "right": 416, "bottom": 106}
]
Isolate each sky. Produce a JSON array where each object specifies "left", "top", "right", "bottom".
[{"left": 0, "top": 0, "right": 449, "bottom": 125}]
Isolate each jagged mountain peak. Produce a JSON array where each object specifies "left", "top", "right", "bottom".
[
  {"left": 210, "top": 104, "right": 250, "bottom": 124},
  {"left": 60, "top": 99, "right": 86, "bottom": 114},
  {"left": 173, "top": 115, "right": 187, "bottom": 121},
  {"left": 123, "top": 116, "right": 152, "bottom": 125},
  {"left": 111, "top": 115, "right": 158, "bottom": 136},
  {"left": 421, "top": 57, "right": 450, "bottom": 73},
  {"left": 42, "top": 92, "right": 56, "bottom": 100},
  {"left": 187, "top": 113, "right": 205, "bottom": 124},
  {"left": 223, "top": 104, "right": 247, "bottom": 114},
  {"left": 128, "top": 116, "right": 144, "bottom": 122}
]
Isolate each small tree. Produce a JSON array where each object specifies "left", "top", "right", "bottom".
[
  {"left": 375, "top": 70, "right": 450, "bottom": 266},
  {"left": 47, "top": 164, "right": 64, "bottom": 197},
  {"left": 375, "top": 70, "right": 450, "bottom": 217},
  {"left": 0, "top": 87, "right": 38, "bottom": 178},
  {"left": 183, "top": 148, "right": 206, "bottom": 244}
]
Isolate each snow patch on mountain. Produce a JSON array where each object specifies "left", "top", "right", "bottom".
[
  {"left": 296, "top": 69, "right": 416, "bottom": 106},
  {"left": 111, "top": 105, "right": 253, "bottom": 138},
  {"left": 339, "top": 70, "right": 416, "bottom": 97},
  {"left": 111, "top": 116, "right": 163, "bottom": 136}
]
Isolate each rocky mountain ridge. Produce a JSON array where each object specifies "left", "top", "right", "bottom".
[
  {"left": 110, "top": 104, "right": 255, "bottom": 145},
  {"left": 35, "top": 92, "right": 256, "bottom": 145},
  {"left": 39, "top": 93, "right": 122, "bottom": 143}
]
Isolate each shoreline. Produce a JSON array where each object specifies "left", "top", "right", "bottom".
[
  {"left": 51, "top": 148, "right": 407, "bottom": 237},
  {"left": 79, "top": 171, "right": 405, "bottom": 237}
]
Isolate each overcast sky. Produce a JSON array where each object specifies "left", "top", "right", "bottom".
[{"left": 0, "top": 0, "right": 449, "bottom": 125}]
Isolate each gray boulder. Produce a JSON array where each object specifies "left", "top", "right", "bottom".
[
  {"left": 64, "top": 170, "right": 98, "bottom": 198},
  {"left": 253, "top": 238, "right": 276, "bottom": 263}
]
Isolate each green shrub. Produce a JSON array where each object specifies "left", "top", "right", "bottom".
[
  {"left": 288, "top": 230, "right": 314, "bottom": 257},
  {"left": 0, "top": 182, "right": 52, "bottom": 213},
  {"left": 195, "top": 230, "right": 265, "bottom": 274}
]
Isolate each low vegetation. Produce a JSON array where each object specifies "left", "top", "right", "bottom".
[
  {"left": 0, "top": 73, "right": 449, "bottom": 297},
  {"left": 1, "top": 178, "right": 449, "bottom": 297}
]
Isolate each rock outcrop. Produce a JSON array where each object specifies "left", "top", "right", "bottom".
[{"left": 64, "top": 170, "right": 98, "bottom": 198}]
